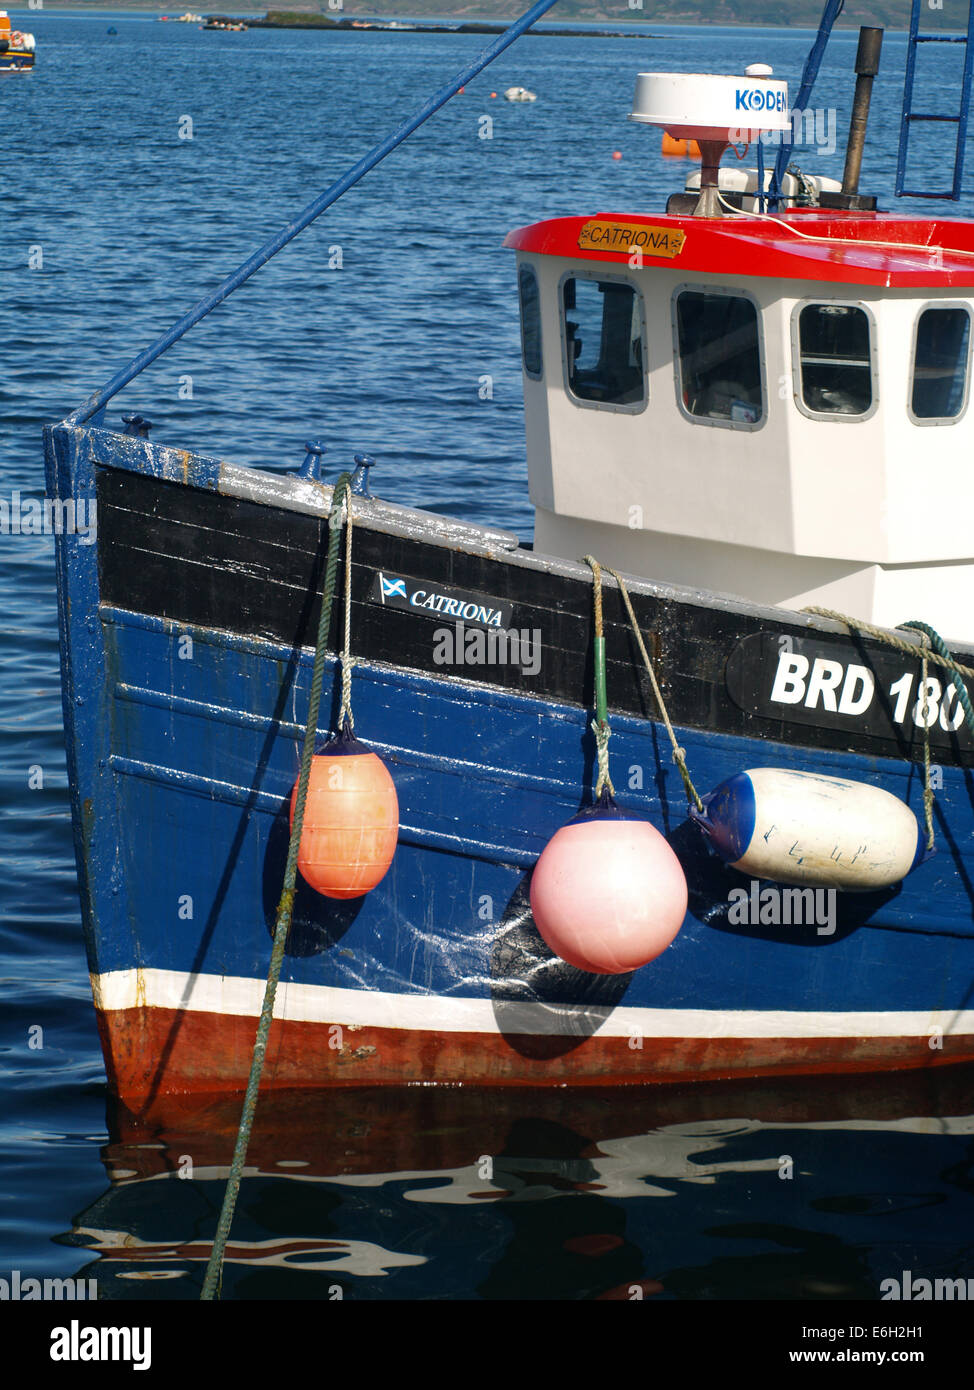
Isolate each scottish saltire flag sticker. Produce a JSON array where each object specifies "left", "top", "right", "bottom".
[{"left": 370, "top": 572, "right": 513, "bottom": 630}]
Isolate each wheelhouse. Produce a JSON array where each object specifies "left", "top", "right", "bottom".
[{"left": 506, "top": 211, "right": 974, "bottom": 640}]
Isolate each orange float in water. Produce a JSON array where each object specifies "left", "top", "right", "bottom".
[
  {"left": 661, "top": 133, "right": 701, "bottom": 158},
  {"left": 289, "top": 724, "right": 399, "bottom": 899},
  {"left": 530, "top": 792, "right": 687, "bottom": 975}
]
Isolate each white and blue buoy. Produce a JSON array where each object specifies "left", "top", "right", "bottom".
[{"left": 691, "top": 768, "right": 927, "bottom": 891}]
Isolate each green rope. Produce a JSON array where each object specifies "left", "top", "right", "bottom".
[
  {"left": 583, "top": 556, "right": 613, "bottom": 797},
  {"left": 336, "top": 483, "right": 357, "bottom": 730},
  {"left": 802, "top": 607, "right": 974, "bottom": 696},
  {"left": 899, "top": 620, "right": 974, "bottom": 854},
  {"left": 200, "top": 472, "right": 353, "bottom": 1302},
  {"left": 800, "top": 607, "right": 974, "bottom": 856},
  {"left": 900, "top": 619, "right": 974, "bottom": 741},
  {"left": 917, "top": 650, "right": 935, "bottom": 852}
]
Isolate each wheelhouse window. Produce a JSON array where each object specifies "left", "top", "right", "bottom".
[
  {"left": 911, "top": 306, "right": 971, "bottom": 422},
  {"left": 797, "top": 304, "right": 874, "bottom": 417},
  {"left": 561, "top": 276, "right": 645, "bottom": 408},
  {"left": 674, "top": 290, "right": 764, "bottom": 426},
  {"left": 518, "top": 264, "right": 543, "bottom": 379}
]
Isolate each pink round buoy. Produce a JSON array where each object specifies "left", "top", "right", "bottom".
[{"left": 530, "top": 794, "right": 687, "bottom": 974}]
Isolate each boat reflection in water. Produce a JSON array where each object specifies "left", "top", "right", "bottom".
[{"left": 59, "top": 1069, "right": 974, "bottom": 1300}]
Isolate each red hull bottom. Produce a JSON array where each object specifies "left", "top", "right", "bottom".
[{"left": 96, "top": 1005, "right": 974, "bottom": 1110}]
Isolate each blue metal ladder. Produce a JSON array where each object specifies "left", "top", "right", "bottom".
[{"left": 896, "top": 0, "right": 974, "bottom": 199}]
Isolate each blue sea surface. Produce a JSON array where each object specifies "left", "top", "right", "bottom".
[{"left": 1, "top": 11, "right": 973, "bottom": 1302}]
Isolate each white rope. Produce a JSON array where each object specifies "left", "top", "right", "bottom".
[
  {"left": 713, "top": 188, "right": 971, "bottom": 266},
  {"left": 591, "top": 718, "right": 614, "bottom": 798}
]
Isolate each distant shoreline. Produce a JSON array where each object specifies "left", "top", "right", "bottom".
[
  {"left": 23, "top": 7, "right": 930, "bottom": 27},
  {"left": 26, "top": 6, "right": 658, "bottom": 23},
  {"left": 249, "top": 11, "right": 659, "bottom": 34}
]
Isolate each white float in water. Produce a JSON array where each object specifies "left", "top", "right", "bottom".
[
  {"left": 504, "top": 86, "right": 537, "bottom": 102},
  {"left": 692, "top": 768, "right": 926, "bottom": 891}
]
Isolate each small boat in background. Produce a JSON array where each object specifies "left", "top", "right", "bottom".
[{"left": 0, "top": 10, "right": 34, "bottom": 71}]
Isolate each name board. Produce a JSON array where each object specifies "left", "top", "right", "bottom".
[
  {"left": 369, "top": 571, "right": 514, "bottom": 631},
  {"left": 577, "top": 221, "right": 686, "bottom": 258}
]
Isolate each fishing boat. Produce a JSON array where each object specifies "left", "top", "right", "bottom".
[
  {"left": 44, "top": 0, "right": 974, "bottom": 1116},
  {"left": 0, "top": 10, "right": 34, "bottom": 70}
]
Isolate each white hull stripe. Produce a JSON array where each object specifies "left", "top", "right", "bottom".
[{"left": 90, "top": 968, "right": 974, "bottom": 1041}]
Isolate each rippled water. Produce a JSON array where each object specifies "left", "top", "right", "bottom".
[{"left": 2, "top": 11, "right": 973, "bottom": 1303}]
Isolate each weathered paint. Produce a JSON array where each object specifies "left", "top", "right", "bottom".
[{"left": 95, "top": 1002, "right": 974, "bottom": 1102}]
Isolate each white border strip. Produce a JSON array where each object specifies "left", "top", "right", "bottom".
[{"left": 90, "top": 968, "right": 974, "bottom": 1041}]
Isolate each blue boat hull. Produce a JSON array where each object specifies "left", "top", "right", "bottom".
[{"left": 44, "top": 422, "right": 974, "bottom": 1104}]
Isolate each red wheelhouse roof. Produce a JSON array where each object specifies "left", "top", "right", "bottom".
[{"left": 503, "top": 212, "right": 974, "bottom": 289}]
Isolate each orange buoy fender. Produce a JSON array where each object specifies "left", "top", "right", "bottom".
[
  {"left": 661, "top": 132, "right": 701, "bottom": 157},
  {"left": 289, "top": 723, "right": 399, "bottom": 899},
  {"left": 529, "top": 791, "right": 688, "bottom": 975}
]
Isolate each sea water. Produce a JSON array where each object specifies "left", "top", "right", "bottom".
[{"left": 1, "top": 11, "right": 972, "bottom": 1301}]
